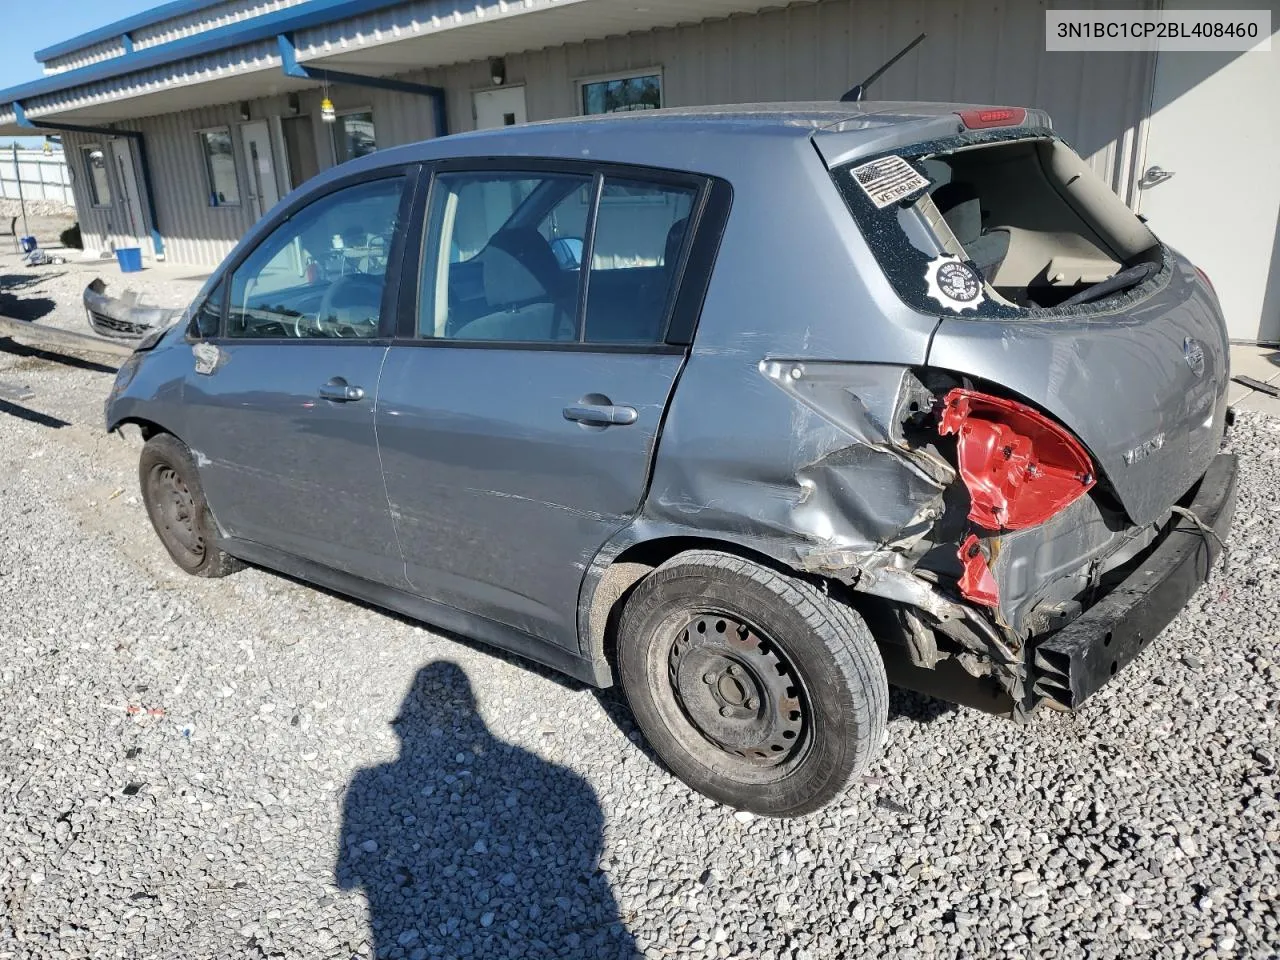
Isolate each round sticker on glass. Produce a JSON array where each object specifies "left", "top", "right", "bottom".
[{"left": 925, "top": 256, "right": 985, "bottom": 312}]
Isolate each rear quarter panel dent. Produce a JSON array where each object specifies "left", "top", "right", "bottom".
[{"left": 578, "top": 356, "right": 958, "bottom": 661}]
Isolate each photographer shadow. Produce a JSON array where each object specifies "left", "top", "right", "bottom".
[{"left": 337, "top": 661, "right": 636, "bottom": 960}]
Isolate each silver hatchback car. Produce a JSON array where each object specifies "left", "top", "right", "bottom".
[{"left": 107, "top": 103, "right": 1236, "bottom": 817}]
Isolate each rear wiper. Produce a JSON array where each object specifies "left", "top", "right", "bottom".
[{"left": 1058, "top": 262, "right": 1157, "bottom": 307}]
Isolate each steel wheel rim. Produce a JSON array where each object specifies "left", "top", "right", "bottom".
[
  {"left": 149, "top": 464, "right": 204, "bottom": 562},
  {"left": 667, "top": 613, "right": 809, "bottom": 769}
]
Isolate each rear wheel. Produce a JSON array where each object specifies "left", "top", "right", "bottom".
[
  {"left": 139, "top": 433, "right": 241, "bottom": 578},
  {"left": 617, "top": 550, "right": 887, "bottom": 817}
]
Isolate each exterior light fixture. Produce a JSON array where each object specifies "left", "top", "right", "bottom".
[
  {"left": 321, "top": 96, "right": 336, "bottom": 123},
  {"left": 489, "top": 57, "right": 506, "bottom": 86}
]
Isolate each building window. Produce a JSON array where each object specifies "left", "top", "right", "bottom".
[
  {"left": 82, "top": 146, "right": 111, "bottom": 207},
  {"left": 199, "top": 128, "right": 240, "bottom": 206},
  {"left": 335, "top": 110, "right": 377, "bottom": 164},
  {"left": 579, "top": 71, "right": 662, "bottom": 115}
]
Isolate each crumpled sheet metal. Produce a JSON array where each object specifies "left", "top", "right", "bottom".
[
  {"left": 83, "top": 278, "right": 184, "bottom": 341},
  {"left": 756, "top": 360, "right": 954, "bottom": 570}
]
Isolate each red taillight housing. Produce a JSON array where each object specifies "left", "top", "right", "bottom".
[
  {"left": 1195, "top": 265, "right": 1215, "bottom": 296},
  {"left": 937, "top": 389, "right": 1096, "bottom": 531},
  {"left": 955, "top": 107, "right": 1027, "bottom": 129},
  {"left": 956, "top": 534, "right": 1000, "bottom": 608}
]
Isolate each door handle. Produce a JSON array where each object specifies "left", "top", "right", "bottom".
[
  {"left": 563, "top": 401, "right": 638, "bottom": 426},
  {"left": 319, "top": 379, "right": 365, "bottom": 402},
  {"left": 1138, "top": 165, "right": 1174, "bottom": 189}
]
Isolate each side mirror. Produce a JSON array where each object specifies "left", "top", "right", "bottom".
[{"left": 550, "top": 236, "right": 584, "bottom": 270}]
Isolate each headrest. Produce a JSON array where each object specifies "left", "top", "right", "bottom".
[{"left": 483, "top": 228, "right": 558, "bottom": 305}]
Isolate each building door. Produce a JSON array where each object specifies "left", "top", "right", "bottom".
[
  {"left": 109, "top": 139, "right": 148, "bottom": 255},
  {"left": 240, "top": 120, "right": 281, "bottom": 220},
  {"left": 1137, "top": 4, "right": 1280, "bottom": 341},
  {"left": 472, "top": 86, "right": 527, "bottom": 130},
  {"left": 281, "top": 114, "right": 319, "bottom": 190}
]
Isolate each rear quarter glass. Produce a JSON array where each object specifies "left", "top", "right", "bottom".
[{"left": 830, "top": 131, "right": 1169, "bottom": 321}]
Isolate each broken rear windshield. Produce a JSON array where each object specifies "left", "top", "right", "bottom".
[{"left": 831, "top": 133, "right": 1166, "bottom": 319}]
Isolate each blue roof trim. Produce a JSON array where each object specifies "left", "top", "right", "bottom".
[
  {"left": 3, "top": 0, "right": 413, "bottom": 107},
  {"left": 34, "top": 0, "right": 229, "bottom": 63}
]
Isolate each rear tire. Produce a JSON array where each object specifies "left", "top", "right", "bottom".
[
  {"left": 138, "top": 433, "right": 241, "bottom": 578},
  {"left": 617, "top": 550, "right": 887, "bottom": 817}
]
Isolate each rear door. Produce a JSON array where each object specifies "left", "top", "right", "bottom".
[
  {"left": 182, "top": 170, "right": 413, "bottom": 585},
  {"left": 376, "top": 161, "right": 708, "bottom": 646}
]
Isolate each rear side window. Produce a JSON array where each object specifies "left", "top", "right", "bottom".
[
  {"left": 418, "top": 171, "right": 591, "bottom": 342},
  {"left": 585, "top": 178, "right": 695, "bottom": 343},
  {"left": 832, "top": 135, "right": 1161, "bottom": 318},
  {"left": 418, "top": 169, "right": 696, "bottom": 345}
]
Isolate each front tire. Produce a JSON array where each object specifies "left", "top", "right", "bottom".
[
  {"left": 617, "top": 550, "right": 888, "bottom": 817},
  {"left": 138, "top": 433, "right": 241, "bottom": 578}
]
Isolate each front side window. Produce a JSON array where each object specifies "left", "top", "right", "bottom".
[
  {"left": 419, "top": 171, "right": 591, "bottom": 341},
  {"left": 580, "top": 72, "right": 662, "bottom": 115},
  {"left": 82, "top": 146, "right": 111, "bottom": 207},
  {"left": 200, "top": 128, "right": 240, "bottom": 206},
  {"left": 336, "top": 111, "right": 377, "bottom": 164},
  {"left": 227, "top": 177, "right": 404, "bottom": 340}
]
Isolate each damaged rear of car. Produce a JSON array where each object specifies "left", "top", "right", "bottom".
[{"left": 807, "top": 108, "right": 1236, "bottom": 716}]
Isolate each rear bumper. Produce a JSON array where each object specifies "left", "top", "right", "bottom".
[{"left": 1030, "top": 452, "right": 1237, "bottom": 710}]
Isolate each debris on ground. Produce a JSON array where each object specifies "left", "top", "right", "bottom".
[{"left": 83, "top": 278, "right": 184, "bottom": 340}]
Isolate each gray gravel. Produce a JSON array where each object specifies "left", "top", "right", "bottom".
[{"left": 0, "top": 342, "right": 1277, "bottom": 960}]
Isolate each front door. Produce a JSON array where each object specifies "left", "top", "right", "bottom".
[
  {"left": 377, "top": 165, "right": 701, "bottom": 647},
  {"left": 472, "top": 86, "right": 527, "bottom": 130},
  {"left": 1137, "top": 1, "right": 1280, "bottom": 341},
  {"left": 109, "top": 139, "right": 148, "bottom": 255},
  {"left": 182, "top": 173, "right": 411, "bottom": 585},
  {"left": 241, "top": 120, "right": 282, "bottom": 220}
]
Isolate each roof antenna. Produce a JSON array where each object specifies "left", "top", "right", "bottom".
[{"left": 841, "top": 32, "right": 927, "bottom": 103}]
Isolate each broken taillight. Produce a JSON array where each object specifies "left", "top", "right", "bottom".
[
  {"left": 955, "top": 107, "right": 1027, "bottom": 129},
  {"left": 938, "top": 389, "right": 1096, "bottom": 530},
  {"left": 956, "top": 534, "right": 1000, "bottom": 608}
]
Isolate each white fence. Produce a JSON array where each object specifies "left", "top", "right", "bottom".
[{"left": 0, "top": 149, "right": 73, "bottom": 206}]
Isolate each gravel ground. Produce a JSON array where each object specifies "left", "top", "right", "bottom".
[{"left": 0, "top": 341, "right": 1277, "bottom": 960}]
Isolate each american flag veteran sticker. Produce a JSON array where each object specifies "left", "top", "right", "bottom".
[{"left": 850, "top": 155, "right": 931, "bottom": 209}]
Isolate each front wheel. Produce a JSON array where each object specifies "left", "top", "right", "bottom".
[
  {"left": 617, "top": 550, "right": 888, "bottom": 817},
  {"left": 139, "top": 433, "right": 241, "bottom": 578}
]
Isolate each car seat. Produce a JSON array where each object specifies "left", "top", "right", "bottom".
[
  {"left": 932, "top": 182, "right": 1009, "bottom": 280},
  {"left": 454, "top": 228, "right": 575, "bottom": 341}
]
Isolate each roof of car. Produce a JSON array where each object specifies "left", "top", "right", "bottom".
[
  {"left": 452, "top": 100, "right": 999, "bottom": 140},
  {"left": 320, "top": 100, "right": 1050, "bottom": 201}
]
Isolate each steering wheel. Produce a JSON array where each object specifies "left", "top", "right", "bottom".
[{"left": 316, "top": 274, "right": 384, "bottom": 337}]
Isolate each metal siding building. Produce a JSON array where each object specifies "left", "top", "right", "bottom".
[{"left": 1, "top": 0, "right": 1275, "bottom": 338}]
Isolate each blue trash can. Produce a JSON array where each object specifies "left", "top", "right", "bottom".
[
  {"left": 19, "top": 236, "right": 37, "bottom": 254},
  {"left": 116, "top": 247, "right": 143, "bottom": 273}
]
